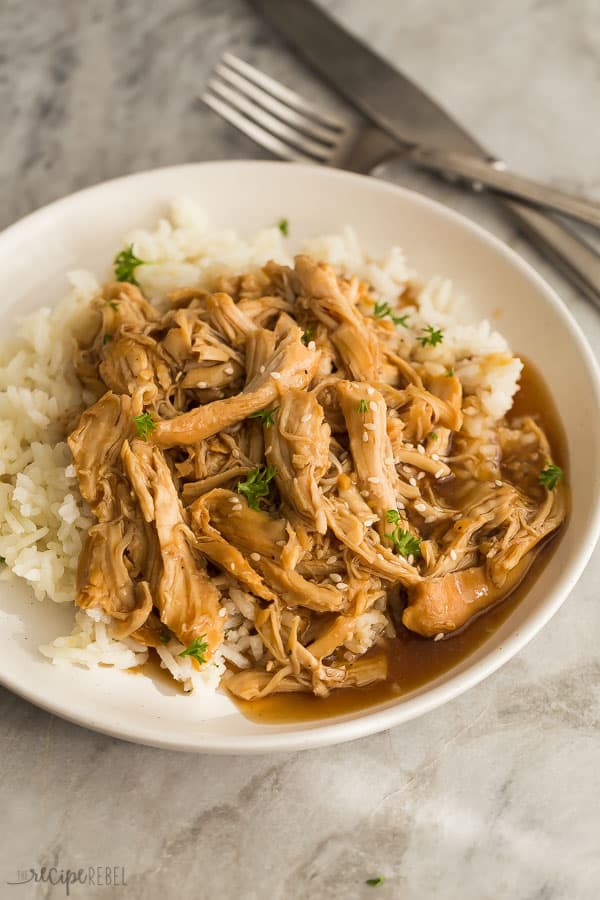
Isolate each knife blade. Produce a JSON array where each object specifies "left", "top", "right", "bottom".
[
  {"left": 249, "top": 0, "right": 493, "bottom": 158},
  {"left": 249, "top": 0, "right": 600, "bottom": 307}
]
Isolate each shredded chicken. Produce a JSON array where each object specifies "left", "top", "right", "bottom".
[{"left": 68, "top": 253, "right": 566, "bottom": 701}]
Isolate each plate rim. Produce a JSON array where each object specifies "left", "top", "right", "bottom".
[{"left": 2, "top": 159, "right": 600, "bottom": 754}]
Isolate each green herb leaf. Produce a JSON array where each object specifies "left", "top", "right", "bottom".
[
  {"left": 302, "top": 327, "right": 314, "bottom": 346},
  {"left": 418, "top": 325, "right": 444, "bottom": 347},
  {"left": 446, "top": 367, "right": 454, "bottom": 377},
  {"left": 103, "top": 334, "right": 113, "bottom": 345},
  {"left": 428, "top": 432, "right": 438, "bottom": 441},
  {"left": 385, "top": 509, "right": 400, "bottom": 524},
  {"left": 366, "top": 877, "right": 385, "bottom": 887},
  {"left": 114, "top": 244, "right": 146, "bottom": 286},
  {"left": 539, "top": 461, "right": 563, "bottom": 490},
  {"left": 248, "top": 407, "right": 279, "bottom": 428},
  {"left": 237, "top": 465, "right": 278, "bottom": 510},
  {"left": 133, "top": 411, "right": 156, "bottom": 441},
  {"left": 386, "top": 522, "right": 422, "bottom": 559},
  {"left": 357, "top": 398, "right": 369, "bottom": 415},
  {"left": 277, "top": 218, "right": 289, "bottom": 236},
  {"left": 373, "top": 301, "right": 409, "bottom": 327},
  {"left": 179, "top": 635, "right": 208, "bottom": 665},
  {"left": 108, "top": 301, "right": 119, "bottom": 312},
  {"left": 159, "top": 628, "right": 172, "bottom": 645}
]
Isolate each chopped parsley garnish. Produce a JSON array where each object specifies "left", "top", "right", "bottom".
[
  {"left": 302, "top": 327, "right": 314, "bottom": 346},
  {"left": 133, "top": 411, "right": 156, "bottom": 441},
  {"left": 248, "top": 407, "right": 279, "bottom": 428},
  {"left": 366, "top": 877, "right": 385, "bottom": 887},
  {"left": 428, "top": 432, "right": 438, "bottom": 441},
  {"left": 103, "top": 334, "right": 113, "bottom": 345},
  {"left": 237, "top": 465, "right": 278, "bottom": 510},
  {"left": 277, "top": 218, "right": 289, "bottom": 236},
  {"left": 385, "top": 510, "right": 422, "bottom": 559},
  {"left": 108, "top": 300, "right": 119, "bottom": 312},
  {"left": 446, "top": 367, "right": 455, "bottom": 376},
  {"left": 114, "top": 244, "right": 146, "bottom": 286},
  {"left": 179, "top": 635, "right": 208, "bottom": 665},
  {"left": 357, "top": 398, "right": 369, "bottom": 415},
  {"left": 159, "top": 628, "right": 172, "bottom": 645},
  {"left": 418, "top": 325, "right": 444, "bottom": 347},
  {"left": 373, "top": 301, "right": 409, "bottom": 328},
  {"left": 539, "top": 462, "right": 563, "bottom": 490}
]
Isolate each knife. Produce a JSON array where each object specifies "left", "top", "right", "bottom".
[{"left": 249, "top": 0, "right": 600, "bottom": 308}]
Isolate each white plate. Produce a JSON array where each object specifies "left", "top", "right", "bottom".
[{"left": 1, "top": 161, "right": 599, "bottom": 754}]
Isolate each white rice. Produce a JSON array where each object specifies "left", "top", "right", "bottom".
[{"left": 0, "top": 199, "right": 523, "bottom": 692}]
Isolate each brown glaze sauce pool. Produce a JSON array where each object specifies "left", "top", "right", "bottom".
[{"left": 234, "top": 358, "right": 568, "bottom": 725}]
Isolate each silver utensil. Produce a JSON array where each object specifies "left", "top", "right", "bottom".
[
  {"left": 205, "top": 54, "right": 600, "bottom": 231},
  {"left": 243, "top": 0, "right": 600, "bottom": 309}
]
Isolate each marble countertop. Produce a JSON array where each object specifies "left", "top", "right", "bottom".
[{"left": 2, "top": 1, "right": 600, "bottom": 898}]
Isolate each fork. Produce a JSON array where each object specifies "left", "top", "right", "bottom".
[{"left": 202, "top": 53, "right": 600, "bottom": 231}]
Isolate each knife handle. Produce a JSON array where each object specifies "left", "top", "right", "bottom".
[
  {"left": 501, "top": 200, "right": 600, "bottom": 311},
  {"left": 410, "top": 147, "right": 600, "bottom": 231}
]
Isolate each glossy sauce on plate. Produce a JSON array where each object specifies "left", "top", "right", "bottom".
[{"left": 235, "top": 359, "right": 567, "bottom": 724}]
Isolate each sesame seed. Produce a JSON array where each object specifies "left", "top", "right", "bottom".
[
  {"left": 368, "top": 476, "right": 380, "bottom": 484},
  {"left": 435, "top": 468, "right": 446, "bottom": 479},
  {"left": 450, "top": 549, "right": 458, "bottom": 561},
  {"left": 230, "top": 563, "right": 235, "bottom": 570},
  {"left": 364, "top": 519, "right": 375, "bottom": 527},
  {"left": 409, "top": 477, "right": 417, "bottom": 487},
  {"left": 197, "top": 381, "right": 208, "bottom": 389},
  {"left": 330, "top": 573, "right": 342, "bottom": 583},
  {"left": 397, "top": 501, "right": 405, "bottom": 509},
  {"left": 366, "top": 386, "right": 375, "bottom": 396},
  {"left": 308, "top": 340, "right": 316, "bottom": 351},
  {"left": 266, "top": 660, "right": 274, "bottom": 672},
  {"left": 408, "top": 554, "right": 415, "bottom": 565},
  {"left": 250, "top": 552, "right": 260, "bottom": 561},
  {"left": 364, "top": 423, "right": 376, "bottom": 431},
  {"left": 224, "top": 365, "right": 234, "bottom": 375},
  {"left": 229, "top": 497, "right": 239, "bottom": 504},
  {"left": 301, "top": 413, "right": 312, "bottom": 423},
  {"left": 376, "top": 553, "right": 384, "bottom": 560},
  {"left": 218, "top": 607, "right": 227, "bottom": 618},
  {"left": 360, "top": 490, "right": 369, "bottom": 498},
  {"left": 259, "top": 365, "right": 265, "bottom": 374},
  {"left": 415, "top": 502, "right": 427, "bottom": 512},
  {"left": 405, "top": 442, "right": 414, "bottom": 450},
  {"left": 270, "top": 371, "right": 281, "bottom": 380},
  {"left": 326, "top": 555, "right": 338, "bottom": 565},
  {"left": 495, "top": 479, "right": 503, "bottom": 487},
  {"left": 336, "top": 582, "right": 348, "bottom": 590},
  {"left": 369, "top": 400, "right": 378, "bottom": 412},
  {"left": 362, "top": 431, "right": 369, "bottom": 442},
  {"left": 431, "top": 453, "right": 440, "bottom": 461},
  {"left": 425, "top": 515, "right": 436, "bottom": 524},
  {"left": 417, "top": 444, "right": 425, "bottom": 455},
  {"left": 487, "top": 548, "right": 497, "bottom": 558},
  {"left": 265, "top": 445, "right": 272, "bottom": 454},
  {"left": 434, "top": 632, "right": 445, "bottom": 642},
  {"left": 463, "top": 406, "right": 477, "bottom": 416},
  {"left": 276, "top": 540, "right": 286, "bottom": 547},
  {"left": 417, "top": 471, "right": 425, "bottom": 480}
]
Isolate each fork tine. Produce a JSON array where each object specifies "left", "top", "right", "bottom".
[
  {"left": 201, "top": 91, "right": 318, "bottom": 164},
  {"left": 208, "top": 78, "right": 334, "bottom": 161},
  {"left": 222, "top": 53, "right": 347, "bottom": 132},
  {"left": 216, "top": 61, "right": 341, "bottom": 146}
]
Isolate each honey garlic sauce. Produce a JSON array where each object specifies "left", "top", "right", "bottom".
[{"left": 235, "top": 358, "right": 568, "bottom": 725}]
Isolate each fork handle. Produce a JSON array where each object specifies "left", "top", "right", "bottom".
[
  {"left": 409, "top": 146, "right": 600, "bottom": 230},
  {"left": 501, "top": 199, "right": 600, "bottom": 310}
]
